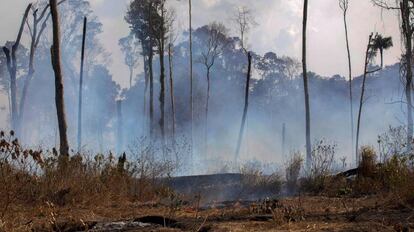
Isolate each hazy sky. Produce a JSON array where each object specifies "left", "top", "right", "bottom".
[{"left": 0, "top": 0, "right": 402, "bottom": 111}]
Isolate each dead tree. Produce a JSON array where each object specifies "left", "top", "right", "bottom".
[
  {"left": 282, "top": 123, "right": 286, "bottom": 158},
  {"left": 116, "top": 100, "right": 123, "bottom": 154},
  {"left": 355, "top": 33, "right": 392, "bottom": 161},
  {"left": 19, "top": 1, "right": 67, "bottom": 136},
  {"left": 2, "top": 4, "right": 32, "bottom": 133},
  {"left": 339, "top": 0, "right": 355, "bottom": 159},
  {"left": 168, "top": 43, "right": 176, "bottom": 140},
  {"left": 200, "top": 22, "right": 228, "bottom": 157},
  {"left": 77, "top": 17, "right": 87, "bottom": 152},
  {"left": 302, "top": 0, "right": 312, "bottom": 170},
  {"left": 233, "top": 6, "right": 256, "bottom": 164},
  {"left": 235, "top": 52, "right": 252, "bottom": 163},
  {"left": 50, "top": 0, "right": 69, "bottom": 157}
]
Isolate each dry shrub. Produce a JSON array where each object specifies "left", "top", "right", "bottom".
[
  {"left": 240, "top": 160, "right": 282, "bottom": 196},
  {"left": 285, "top": 151, "right": 303, "bottom": 194},
  {"left": 300, "top": 139, "right": 336, "bottom": 194},
  {"left": 0, "top": 132, "right": 184, "bottom": 230}
]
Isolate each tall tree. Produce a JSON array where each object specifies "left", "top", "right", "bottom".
[
  {"left": 355, "top": 33, "right": 392, "bottom": 161},
  {"left": 302, "top": 0, "right": 312, "bottom": 170},
  {"left": 188, "top": 0, "right": 194, "bottom": 167},
  {"left": 50, "top": 0, "right": 69, "bottom": 157},
  {"left": 339, "top": 0, "right": 355, "bottom": 161},
  {"left": 77, "top": 17, "right": 87, "bottom": 152},
  {"left": 233, "top": 6, "right": 256, "bottom": 164},
  {"left": 198, "top": 22, "right": 228, "bottom": 156},
  {"left": 126, "top": 0, "right": 158, "bottom": 138},
  {"left": 371, "top": 0, "right": 414, "bottom": 153},
  {"left": 119, "top": 34, "right": 140, "bottom": 88},
  {"left": 2, "top": 4, "right": 32, "bottom": 133},
  {"left": 19, "top": 1, "right": 68, "bottom": 137}
]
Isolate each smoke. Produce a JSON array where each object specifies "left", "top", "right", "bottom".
[{"left": 0, "top": 0, "right": 407, "bottom": 176}]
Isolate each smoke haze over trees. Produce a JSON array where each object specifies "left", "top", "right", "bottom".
[{"left": 0, "top": 0, "right": 409, "bottom": 173}]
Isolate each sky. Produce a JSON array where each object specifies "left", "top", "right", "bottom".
[{"left": 0, "top": 0, "right": 403, "bottom": 127}]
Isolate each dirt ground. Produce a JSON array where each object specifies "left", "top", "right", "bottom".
[{"left": 6, "top": 194, "right": 413, "bottom": 231}]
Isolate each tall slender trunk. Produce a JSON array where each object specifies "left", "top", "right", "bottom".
[
  {"left": 282, "top": 123, "right": 286, "bottom": 158},
  {"left": 2, "top": 4, "right": 32, "bottom": 133},
  {"left": 159, "top": 45, "right": 166, "bottom": 147},
  {"left": 77, "top": 17, "right": 87, "bottom": 152},
  {"left": 205, "top": 67, "right": 211, "bottom": 157},
  {"left": 302, "top": 0, "right": 311, "bottom": 170},
  {"left": 50, "top": 0, "right": 69, "bottom": 157},
  {"left": 235, "top": 52, "right": 252, "bottom": 163},
  {"left": 188, "top": 0, "right": 194, "bottom": 168},
  {"left": 129, "top": 67, "right": 133, "bottom": 88},
  {"left": 343, "top": 9, "right": 354, "bottom": 162},
  {"left": 356, "top": 34, "right": 373, "bottom": 162},
  {"left": 116, "top": 100, "right": 123, "bottom": 154},
  {"left": 143, "top": 55, "right": 149, "bottom": 135},
  {"left": 401, "top": 0, "right": 413, "bottom": 151},
  {"left": 19, "top": 9, "right": 38, "bottom": 136},
  {"left": 148, "top": 4, "right": 155, "bottom": 139},
  {"left": 168, "top": 43, "right": 176, "bottom": 140}
]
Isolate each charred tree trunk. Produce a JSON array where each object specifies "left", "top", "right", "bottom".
[
  {"left": 205, "top": 67, "right": 211, "bottom": 157},
  {"left": 168, "top": 43, "right": 176, "bottom": 140},
  {"left": 282, "top": 123, "right": 286, "bottom": 158},
  {"left": 235, "top": 52, "right": 252, "bottom": 163},
  {"left": 116, "top": 100, "right": 123, "bottom": 154},
  {"left": 159, "top": 48, "right": 165, "bottom": 147},
  {"left": 189, "top": 0, "right": 194, "bottom": 167},
  {"left": 148, "top": 3, "right": 155, "bottom": 139},
  {"left": 50, "top": 0, "right": 69, "bottom": 157},
  {"left": 77, "top": 17, "right": 87, "bottom": 152},
  {"left": 2, "top": 4, "right": 32, "bottom": 133},
  {"left": 302, "top": 0, "right": 311, "bottom": 170},
  {"left": 401, "top": 0, "right": 413, "bottom": 151}
]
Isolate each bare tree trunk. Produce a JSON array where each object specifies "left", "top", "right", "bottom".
[
  {"left": 50, "top": 0, "right": 69, "bottom": 157},
  {"left": 356, "top": 34, "right": 373, "bottom": 162},
  {"left": 143, "top": 55, "right": 149, "bottom": 135},
  {"left": 77, "top": 17, "right": 87, "bottom": 152},
  {"left": 168, "top": 43, "right": 176, "bottom": 140},
  {"left": 18, "top": 10, "right": 38, "bottom": 137},
  {"left": 235, "top": 52, "right": 252, "bottom": 164},
  {"left": 2, "top": 4, "right": 32, "bottom": 133},
  {"left": 282, "top": 123, "right": 286, "bottom": 158},
  {"left": 302, "top": 0, "right": 311, "bottom": 170},
  {"left": 188, "top": 0, "right": 194, "bottom": 168},
  {"left": 159, "top": 45, "right": 166, "bottom": 148},
  {"left": 205, "top": 67, "right": 211, "bottom": 157},
  {"left": 148, "top": 4, "right": 155, "bottom": 139},
  {"left": 342, "top": 8, "right": 355, "bottom": 161},
  {"left": 116, "top": 100, "right": 123, "bottom": 154},
  {"left": 401, "top": 0, "right": 413, "bottom": 150},
  {"left": 129, "top": 67, "right": 133, "bottom": 88}
]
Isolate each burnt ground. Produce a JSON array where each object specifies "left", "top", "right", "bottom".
[{"left": 11, "top": 174, "right": 414, "bottom": 231}]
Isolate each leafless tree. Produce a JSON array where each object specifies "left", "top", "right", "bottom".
[
  {"left": 233, "top": 6, "right": 257, "bottom": 164},
  {"left": 50, "top": 0, "right": 69, "bottom": 157},
  {"left": 199, "top": 22, "right": 228, "bottom": 157},
  {"left": 77, "top": 17, "right": 87, "bottom": 152},
  {"left": 302, "top": 0, "right": 311, "bottom": 170},
  {"left": 2, "top": 4, "right": 32, "bottom": 133},
  {"left": 339, "top": 0, "right": 355, "bottom": 160}
]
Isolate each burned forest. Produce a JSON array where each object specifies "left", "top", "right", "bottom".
[{"left": 0, "top": 0, "right": 414, "bottom": 231}]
